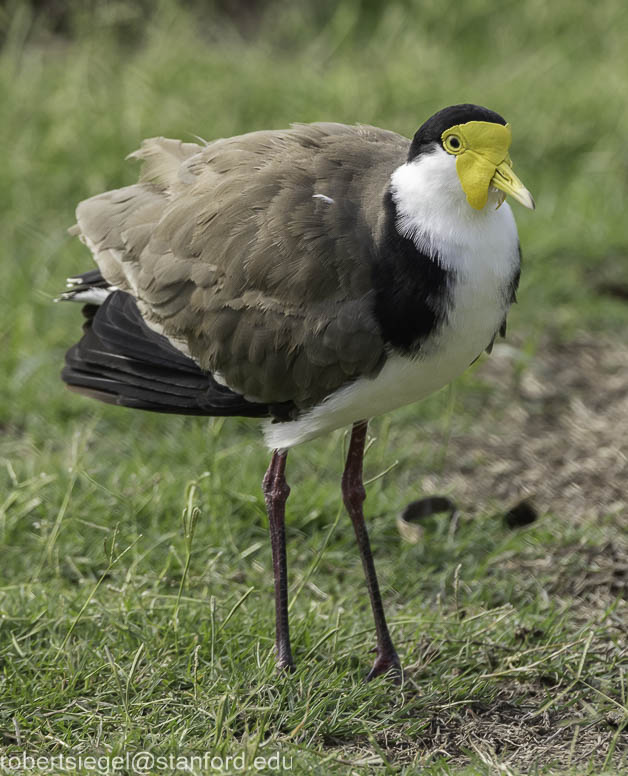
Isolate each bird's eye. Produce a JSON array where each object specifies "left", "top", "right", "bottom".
[{"left": 444, "top": 135, "right": 462, "bottom": 153}]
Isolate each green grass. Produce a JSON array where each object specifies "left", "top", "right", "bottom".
[{"left": 1, "top": 1, "right": 627, "bottom": 773}]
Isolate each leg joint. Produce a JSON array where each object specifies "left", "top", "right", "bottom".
[
  {"left": 264, "top": 479, "right": 291, "bottom": 508},
  {"left": 263, "top": 450, "right": 290, "bottom": 512}
]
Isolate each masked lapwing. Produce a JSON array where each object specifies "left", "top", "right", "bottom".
[{"left": 58, "top": 104, "right": 534, "bottom": 680}]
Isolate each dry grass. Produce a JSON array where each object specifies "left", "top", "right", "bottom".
[{"left": 421, "top": 336, "right": 628, "bottom": 527}]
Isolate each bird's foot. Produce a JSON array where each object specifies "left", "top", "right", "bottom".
[
  {"left": 366, "top": 650, "right": 402, "bottom": 683},
  {"left": 275, "top": 651, "right": 296, "bottom": 674}
]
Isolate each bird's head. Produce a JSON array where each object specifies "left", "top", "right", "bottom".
[{"left": 408, "top": 104, "right": 534, "bottom": 212}]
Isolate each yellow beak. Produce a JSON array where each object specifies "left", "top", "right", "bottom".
[
  {"left": 491, "top": 159, "right": 535, "bottom": 210},
  {"left": 442, "top": 121, "right": 535, "bottom": 211}
]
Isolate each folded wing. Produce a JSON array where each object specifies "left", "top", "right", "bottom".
[{"left": 71, "top": 125, "right": 410, "bottom": 409}]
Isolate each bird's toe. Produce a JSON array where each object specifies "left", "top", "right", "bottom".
[{"left": 366, "top": 652, "right": 402, "bottom": 684}]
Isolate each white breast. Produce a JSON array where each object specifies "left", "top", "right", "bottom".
[{"left": 264, "top": 148, "right": 520, "bottom": 450}]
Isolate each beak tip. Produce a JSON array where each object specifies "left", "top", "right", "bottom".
[{"left": 516, "top": 188, "right": 535, "bottom": 211}]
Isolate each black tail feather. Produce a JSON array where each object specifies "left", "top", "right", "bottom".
[
  {"left": 66, "top": 268, "right": 109, "bottom": 288},
  {"left": 61, "top": 289, "right": 292, "bottom": 419}
]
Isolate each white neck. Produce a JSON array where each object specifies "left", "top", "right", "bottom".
[{"left": 389, "top": 146, "right": 518, "bottom": 277}]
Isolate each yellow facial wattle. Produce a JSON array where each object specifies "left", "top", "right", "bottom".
[{"left": 441, "top": 121, "right": 534, "bottom": 211}]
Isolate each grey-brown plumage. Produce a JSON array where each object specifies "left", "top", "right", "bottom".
[
  {"left": 73, "top": 124, "right": 409, "bottom": 407},
  {"left": 59, "top": 105, "right": 530, "bottom": 681}
]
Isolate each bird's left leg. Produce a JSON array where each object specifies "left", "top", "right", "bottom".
[
  {"left": 262, "top": 449, "right": 295, "bottom": 672},
  {"left": 342, "top": 420, "right": 401, "bottom": 681}
]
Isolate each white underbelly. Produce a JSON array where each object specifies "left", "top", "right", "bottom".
[{"left": 263, "top": 278, "right": 508, "bottom": 450}]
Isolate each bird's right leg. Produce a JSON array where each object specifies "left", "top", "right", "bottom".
[
  {"left": 342, "top": 420, "right": 401, "bottom": 681},
  {"left": 262, "top": 449, "right": 294, "bottom": 672}
]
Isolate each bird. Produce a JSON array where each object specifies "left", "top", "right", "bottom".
[{"left": 58, "top": 104, "right": 534, "bottom": 681}]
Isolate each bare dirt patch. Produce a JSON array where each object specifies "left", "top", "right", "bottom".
[
  {"left": 425, "top": 334, "right": 628, "bottom": 528},
  {"left": 418, "top": 687, "right": 625, "bottom": 772},
  {"left": 327, "top": 689, "right": 626, "bottom": 773}
]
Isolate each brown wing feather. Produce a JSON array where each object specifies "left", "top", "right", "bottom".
[{"left": 73, "top": 123, "right": 410, "bottom": 407}]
